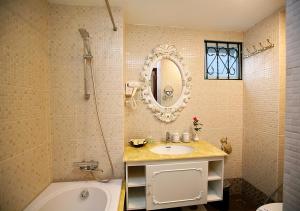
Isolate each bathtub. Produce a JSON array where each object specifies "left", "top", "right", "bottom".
[{"left": 25, "top": 179, "right": 122, "bottom": 211}]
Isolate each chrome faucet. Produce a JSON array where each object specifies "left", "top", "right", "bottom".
[
  {"left": 166, "top": 131, "right": 171, "bottom": 143},
  {"left": 73, "top": 160, "right": 103, "bottom": 172}
]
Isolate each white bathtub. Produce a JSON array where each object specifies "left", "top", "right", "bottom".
[{"left": 25, "top": 179, "right": 122, "bottom": 211}]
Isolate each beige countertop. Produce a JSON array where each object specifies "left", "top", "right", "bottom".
[{"left": 123, "top": 140, "right": 227, "bottom": 162}]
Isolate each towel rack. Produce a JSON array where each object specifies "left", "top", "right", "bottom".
[{"left": 243, "top": 39, "right": 274, "bottom": 59}]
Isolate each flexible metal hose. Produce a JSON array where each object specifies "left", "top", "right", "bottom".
[{"left": 87, "top": 58, "right": 115, "bottom": 181}]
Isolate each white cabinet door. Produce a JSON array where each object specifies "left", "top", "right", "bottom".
[{"left": 146, "top": 161, "right": 208, "bottom": 210}]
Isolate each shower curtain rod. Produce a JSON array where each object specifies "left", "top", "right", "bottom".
[{"left": 105, "top": 0, "right": 117, "bottom": 31}]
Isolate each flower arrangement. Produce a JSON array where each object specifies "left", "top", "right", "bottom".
[
  {"left": 192, "top": 116, "right": 203, "bottom": 141},
  {"left": 193, "top": 116, "right": 203, "bottom": 132}
]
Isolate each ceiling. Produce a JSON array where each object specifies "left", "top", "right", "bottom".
[{"left": 48, "top": 0, "right": 285, "bottom": 31}]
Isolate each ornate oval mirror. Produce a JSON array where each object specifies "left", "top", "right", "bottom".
[
  {"left": 150, "top": 59, "right": 182, "bottom": 107},
  {"left": 141, "top": 44, "right": 192, "bottom": 123}
]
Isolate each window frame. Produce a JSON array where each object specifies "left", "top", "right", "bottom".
[{"left": 204, "top": 40, "right": 243, "bottom": 80}]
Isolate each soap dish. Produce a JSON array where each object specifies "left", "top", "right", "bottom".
[{"left": 128, "top": 139, "right": 148, "bottom": 148}]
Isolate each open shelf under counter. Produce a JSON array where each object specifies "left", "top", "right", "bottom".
[
  {"left": 207, "top": 188, "right": 222, "bottom": 202},
  {"left": 127, "top": 166, "right": 146, "bottom": 187},
  {"left": 208, "top": 160, "right": 223, "bottom": 181},
  {"left": 128, "top": 174, "right": 146, "bottom": 187},
  {"left": 207, "top": 180, "right": 223, "bottom": 202},
  {"left": 127, "top": 187, "right": 146, "bottom": 210},
  {"left": 208, "top": 170, "right": 222, "bottom": 181}
]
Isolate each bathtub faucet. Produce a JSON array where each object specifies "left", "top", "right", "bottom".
[{"left": 73, "top": 160, "right": 103, "bottom": 172}]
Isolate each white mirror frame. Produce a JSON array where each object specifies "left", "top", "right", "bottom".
[{"left": 140, "top": 44, "right": 192, "bottom": 123}]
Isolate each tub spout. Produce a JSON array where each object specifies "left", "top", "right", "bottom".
[
  {"left": 73, "top": 160, "right": 99, "bottom": 172},
  {"left": 73, "top": 160, "right": 111, "bottom": 182}
]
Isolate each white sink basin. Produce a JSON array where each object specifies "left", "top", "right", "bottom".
[{"left": 150, "top": 145, "right": 194, "bottom": 155}]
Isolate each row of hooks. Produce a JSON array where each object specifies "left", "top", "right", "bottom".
[{"left": 243, "top": 39, "right": 275, "bottom": 58}]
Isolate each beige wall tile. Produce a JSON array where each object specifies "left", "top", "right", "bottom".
[
  {"left": 243, "top": 10, "right": 286, "bottom": 196},
  {"left": 48, "top": 4, "right": 124, "bottom": 180},
  {"left": 0, "top": 1, "right": 286, "bottom": 209},
  {"left": 0, "top": 144, "right": 52, "bottom": 211},
  {"left": 125, "top": 25, "right": 244, "bottom": 179},
  {"left": 0, "top": 0, "right": 52, "bottom": 210}
]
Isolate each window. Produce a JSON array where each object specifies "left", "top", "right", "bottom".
[{"left": 205, "top": 41, "right": 242, "bottom": 80}]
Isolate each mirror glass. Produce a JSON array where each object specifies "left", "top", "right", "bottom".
[{"left": 150, "top": 59, "right": 182, "bottom": 107}]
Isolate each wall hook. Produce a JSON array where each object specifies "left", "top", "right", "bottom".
[
  {"left": 259, "top": 42, "right": 265, "bottom": 50},
  {"left": 267, "top": 39, "right": 274, "bottom": 47},
  {"left": 243, "top": 39, "right": 275, "bottom": 59}
]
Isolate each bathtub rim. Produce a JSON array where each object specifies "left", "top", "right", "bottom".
[{"left": 24, "top": 179, "right": 122, "bottom": 211}]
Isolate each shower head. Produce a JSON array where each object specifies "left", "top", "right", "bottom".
[{"left": 79, "top": 28, "right": 90, "bottom": 39}]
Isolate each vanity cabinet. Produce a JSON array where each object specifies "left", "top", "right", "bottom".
[
  {"left": 125, "top": 158, "right": 224, "bottom": 210},
  {"left": 146, "top": 162, "right": 208, "bottom": 210}
]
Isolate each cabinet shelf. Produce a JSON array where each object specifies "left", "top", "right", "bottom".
[
  {"left": 127, "top": 166, "right": 146, "bottom": 187},
  {"left": 207, "top": 180, "right": 222, "bottom": 202},
  {"left": 127, "top": 187, "right": 146, "bottom": 210},
  {"left": 208, "top": 160, "right": 223, "bottom": 181},
  {"left": 128, "top": 177, "right": 146, "bottom": 187},
  {"left": 207, "top": 189, "right": 222, "bottom": 202},
  {"left": 208, "top": 171, "right": 222, "bottom": 181}
]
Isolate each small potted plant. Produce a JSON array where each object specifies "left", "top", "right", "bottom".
[{"left": 192, "top": 116, "right": 203, "bottom": 141}]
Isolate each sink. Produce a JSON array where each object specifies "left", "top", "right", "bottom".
[{"left": 150, "top": 145, "right": 194, "bottom": 155}]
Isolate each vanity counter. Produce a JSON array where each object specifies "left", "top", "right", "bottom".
[{"left": 123, "top": 141, "right": 227, "bottom": 162}]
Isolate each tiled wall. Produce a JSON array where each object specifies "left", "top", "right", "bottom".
[
  {"left": 48, "top": 4, "right": 124, "bottom": 181},
  {"left": 243, "top": 11, "right": 286, "bottom": 196},
  {"left": 125, "top": 25, "right": 244, "bottom": 179},
  {"left": 0, "top": 0, "right": 52, "bottom": 210},
  {"left": 0, "top": 1, "right": 289, "bottom": 209},
  {"left": 284, "top": 0, "right": 300, "bottom": 209}
]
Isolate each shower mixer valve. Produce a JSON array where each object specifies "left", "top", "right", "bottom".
[{"left": 73, "top": 160, "right": 103, "bottom": 172}]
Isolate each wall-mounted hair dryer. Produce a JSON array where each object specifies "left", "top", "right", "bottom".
[{"left": 125, "top": 81, "right": 143, "bottom": 109}]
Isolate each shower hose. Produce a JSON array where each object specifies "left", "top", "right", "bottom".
[{"left": 88, "top": 58, "right": 115, "bottom": 182}]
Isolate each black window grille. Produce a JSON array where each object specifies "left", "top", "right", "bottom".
[{"left": 205, "top": 40, "right": 242, "bottom": 80}]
